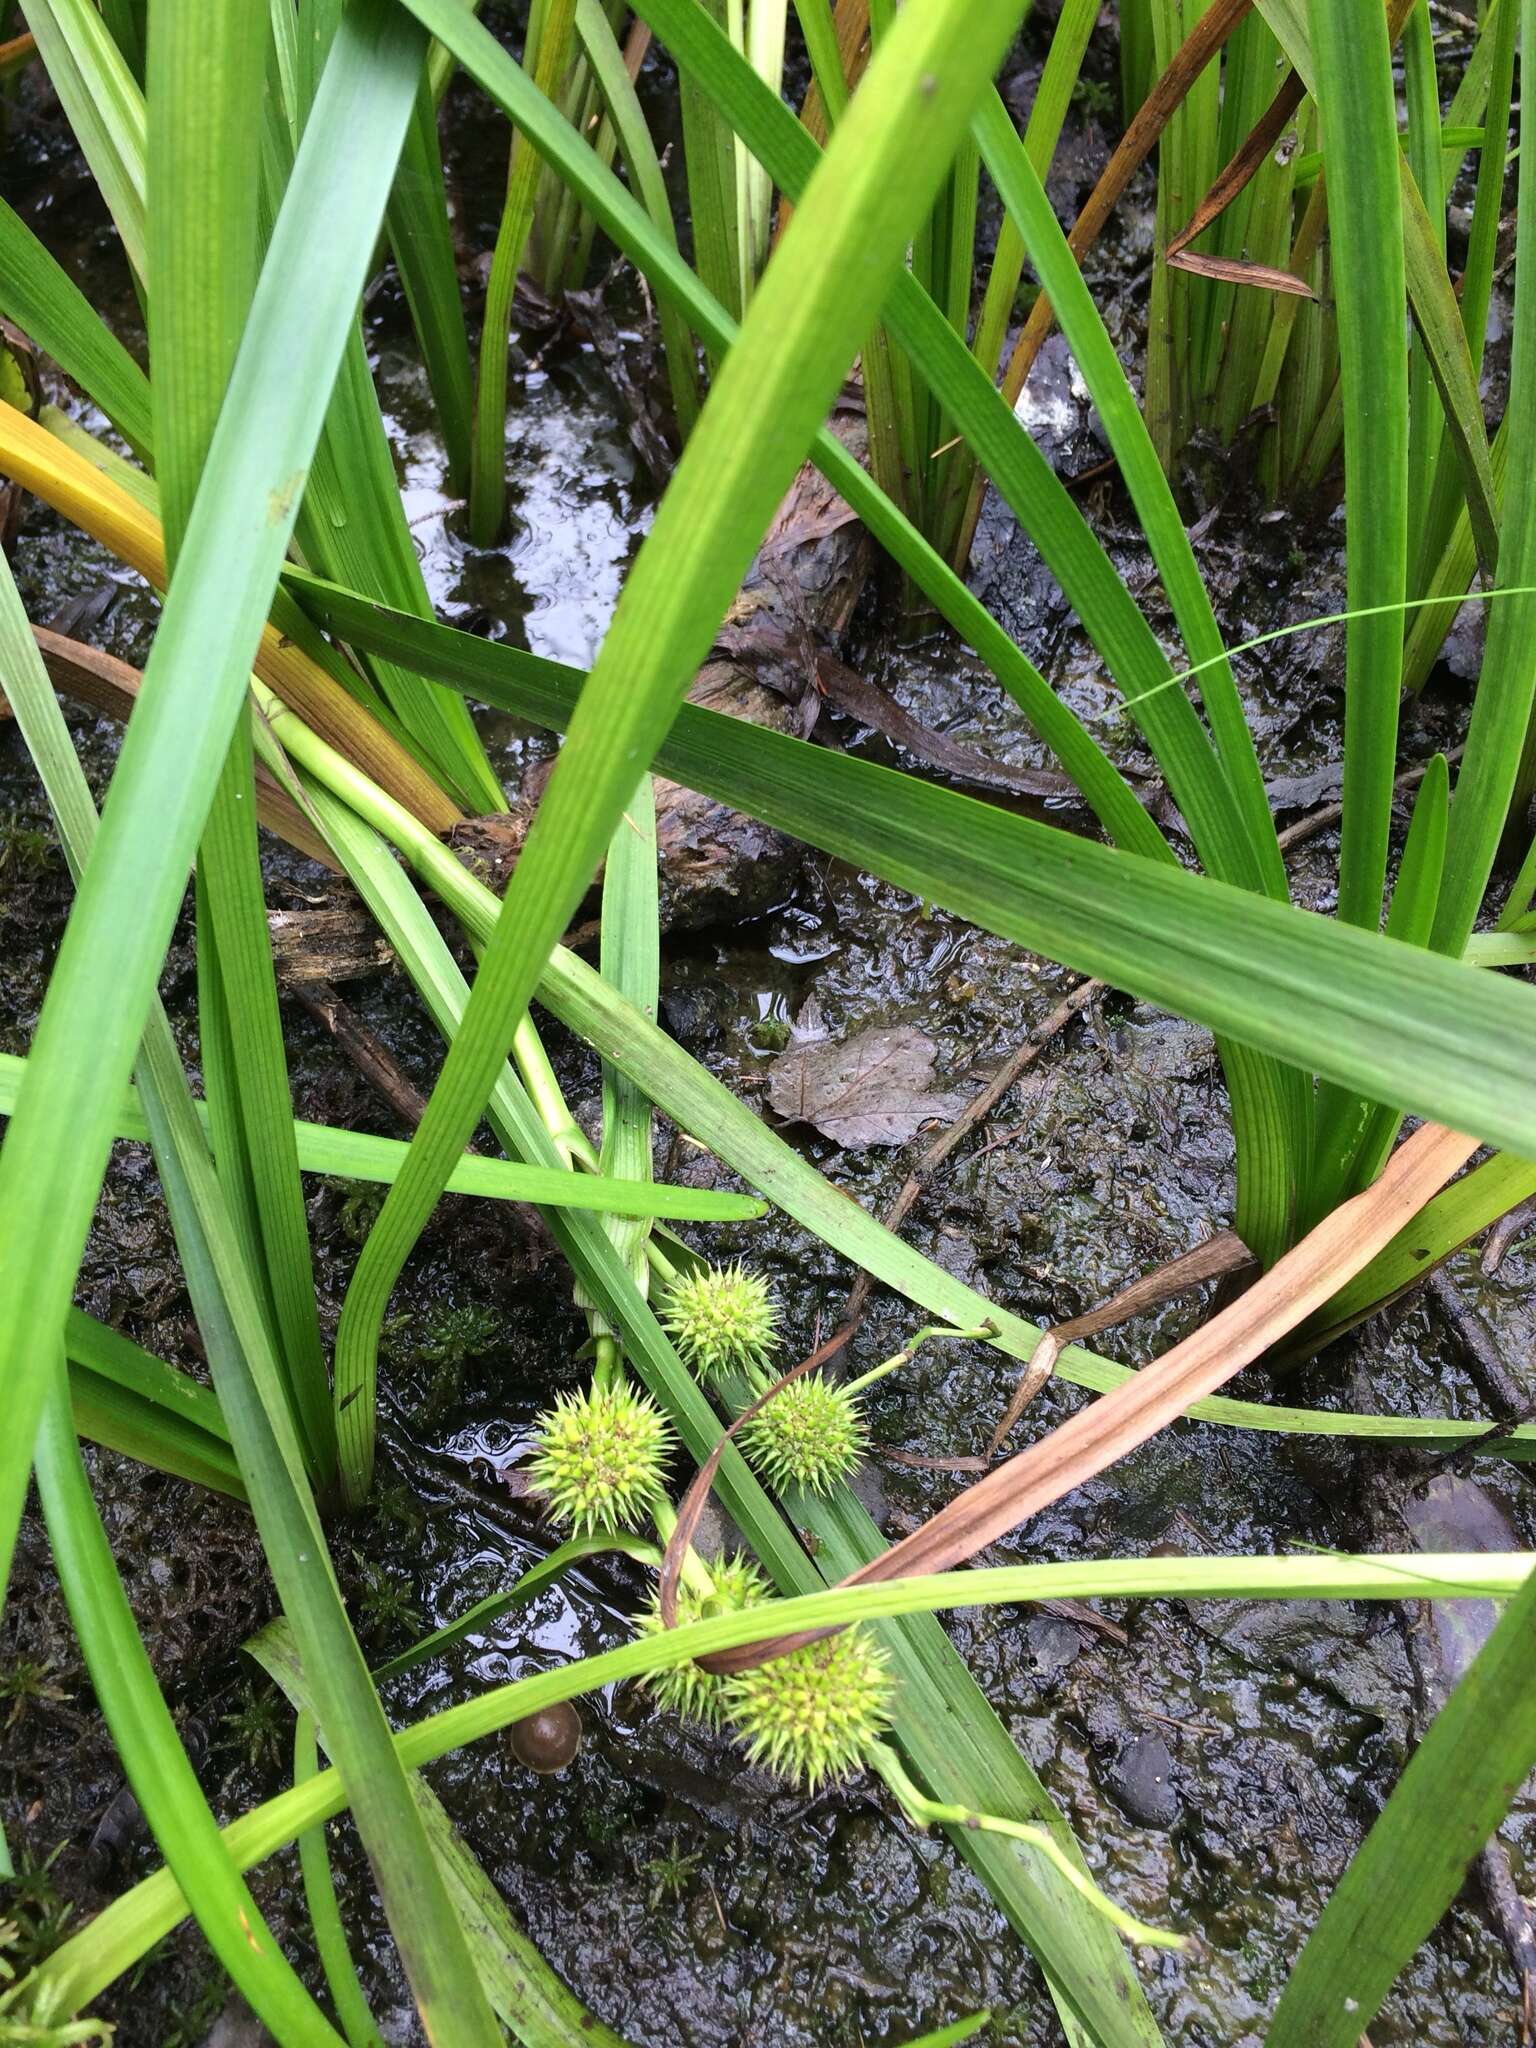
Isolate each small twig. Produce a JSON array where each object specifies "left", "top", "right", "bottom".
[
  {"left": 1482, "top": 1194, "right": 1536, "bottom": 1276},
  {"left": 841, "top": 978, "right": 1102, "bottom": 1341},
  {"left": 290, "top": 979, "right": 430, "bottom": 1130},
  {"left": 986, "top": 1229, "right": 1258, "bottom": 1460}
]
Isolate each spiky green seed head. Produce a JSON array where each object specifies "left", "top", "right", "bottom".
[
  {"left": 528, "top": 1382, "right": 672, "bottom": 1535},
  {"left": 724, "top": 1627, "right": 891, "bottom": 1789},
  {"left": 637, "top": 1553, "right": 770, "bottom": 1727},
  {"left": 739, "top": 1375, "right": 866, "bottom": 1497},
  {"left": 660, "top": 1263, "right": 780, "bottom": 1385}
]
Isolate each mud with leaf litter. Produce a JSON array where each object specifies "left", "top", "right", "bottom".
[{"left": 4, "top": 14, "right": 1536, "bottom": 2046}]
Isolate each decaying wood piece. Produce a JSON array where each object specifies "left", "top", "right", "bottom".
[{"left": 266, "top": 905, "right": 394, "bottom": 986}]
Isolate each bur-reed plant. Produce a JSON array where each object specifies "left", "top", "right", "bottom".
[{"left": 1, "top": 1, "right": 1536, "bottom": 2043}]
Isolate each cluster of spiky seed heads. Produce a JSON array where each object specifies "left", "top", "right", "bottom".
[
  {"left": 528, "top": 1382, "right": 672, "bottom": 1534},
  {"left": 638, "top": 1553, "right": 770, "bottom": 1728},
  {"left": 660, "top": 1262, "right": 781, "bottom": 1384},
  {"left": 739, "top": 1374, "right": 867, "bottom": 1497},
  {"left": 723, "top": 1627, "right": 892, "bottom": 1789},
  {"left": 661, "top": 1264, "right": 867, "bottom": 1499}
]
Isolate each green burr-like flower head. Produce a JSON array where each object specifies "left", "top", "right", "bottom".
[
  {"left": 637, "top": 1553, "right": 770, "bottom": 1727},
  {"left": 659, "top": 1262, "right": 780, "bottom": 1385},
  {"left": 739, "top": 1375, "right": 866, "bottom": 1498},
  {"left": 724, "top": 1626, "right": 891, "bottom": 1789},
  {"left": 528, "top": 1382, "right": 672, "bottom": 1534}
]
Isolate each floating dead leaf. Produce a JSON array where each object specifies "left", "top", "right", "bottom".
[{"left": 768, "top": 1008, "right": 969, "bottom": 1147}]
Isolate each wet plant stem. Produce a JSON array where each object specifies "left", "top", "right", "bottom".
[
  {"left": 840, "top": 1321, "right": 999, "bottom": 1399},
  {"left": 251, "top": 682, "right": 596, "bottom": 1174},
  {"left": 866, "top": 1742, "right": 1183, "bottom": 1951}
]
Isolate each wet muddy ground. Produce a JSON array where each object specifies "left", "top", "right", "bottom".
[{"left": 4, "top": 10, "right": 1536, "bottom": 2045}]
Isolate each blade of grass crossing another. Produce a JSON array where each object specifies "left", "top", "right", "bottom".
[
  {"left": 262, "top": 1626, "right": 636, "bottom": 2047},
  {"left": 33, "top": 1376, "right": 346, "bottom": 2043},
  {"left": 286, "top": 780, "right": 1166, "bottom": 2048},
  {"left": 284, "top": 569, "right": 1536, "bottom": 1165},
  {"left": 1307, "top": 0, "right": 1407, "bottom": 936},
  {"left": 1435, "top": 0, "right": 1536, "bottom": 945},
  {"left": 24, "top": 1554, "right": 1536, "bottom": 2024},
  {"left": 148, "top": 0, "right": 335, "bottom": 1488},
  {"left": 0, "top": 1046, "right": 764, "bottom": 1219},
  {"left": 336, "top": 0, "right": 1035, "bottom": 1502}
]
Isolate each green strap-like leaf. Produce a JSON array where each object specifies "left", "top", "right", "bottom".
[
  {"left": 334, "top": 0, "right": 1034, "bottom": 1504},
  {"left": 25, "top": 1549, "right": 1536, "bottom": 2020},
  {"left": 33, "top": 1376, "right": 344, "bottom": 2041}
]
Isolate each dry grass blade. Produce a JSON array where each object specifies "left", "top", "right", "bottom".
[
  {"left": 995, "top": 0, "right": 1253, "bottom": 410},
  {"left": 1166, "top": 65, "right": 1307, "bottom": 261},
  {"left": 1164, "top": 248, "right": 1316, "bottom": 295},
  {"left": 705, "top": 1121, "right": 1476, "bottom": 1673},
  {"left": 1162, "top": 0, "right": 1413, "bottom": 279}
]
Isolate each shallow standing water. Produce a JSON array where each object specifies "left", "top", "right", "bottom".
[{"left": 3, "top": 11, "right": 1536, "bottom": 2045}]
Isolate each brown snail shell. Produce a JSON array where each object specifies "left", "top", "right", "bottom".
[{"left": 509, "top": 1701, "right": 583, "bottom": 1774}]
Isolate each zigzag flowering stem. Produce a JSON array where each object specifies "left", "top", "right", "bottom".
[
  {"left": 867, "top": 1744, "right": 1185, "bottom": 1952},
  {"left": 656, "top": 1308, "right": 1005, "bottom": 1634}
]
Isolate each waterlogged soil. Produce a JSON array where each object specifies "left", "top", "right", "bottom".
[{"left": 4, "top": 11, "right": 1536, "bottom": 2047}]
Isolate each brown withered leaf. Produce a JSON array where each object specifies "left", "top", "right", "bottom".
[{"left": 768, "top": 1004, "right": 969, "bottom": 1148}]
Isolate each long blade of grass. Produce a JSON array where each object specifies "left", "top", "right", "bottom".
[
  {"left": 1305, "top": 0, "right": 1407, "bottom": 935},
  {"left": 388, "top": 72, "right": 475, "bottom": 497},
  {"left": 24, "top": 1545, "right": 1536, "bottom": 2020},
  {"left": 32, "top": 1376, "right": 347, "bottom": 2042},
  {"left": 1415, "top": 0, "right": 1515, "bottom": 592},
  {"left": 1398, "top": 154, "right": 1500, "bottom": 575},
  {"left": 1433, "top": 0, "right": 1536, "bottom": 945},
  {"left": 260, "top": 1626, "right": 636, "bottom": 2048},
  {"left": 0, "top": 1050, "right": 764, "bottom": 1218},
  {"left": 469, "top": 0, "right": 576, "bottom": 544},
  {"left": 335, "top": 0, "right": 1032, "bottom": 1504},
  {"left": 294, "top": 1711, "right": 386, "bottom": 2048},
  {"left": 149, "top": 0, "right": 335, "bottom": 1488},
  {"left": 571, "top": 0, "right": 701, "bottom": 439},
  {"left": 1268, "top": 1548, "right": 1536, "bottom": 2040},
  {"left": 287, "top": 571, "right": 1536, "bottom": 1168},
  {"left": 66, "top": 1361, "right": 247, "bottom": 1496},
  {"left": 64, "top": 1307, "right": 230, "bottom": 1445}
]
